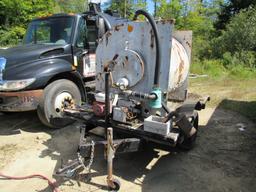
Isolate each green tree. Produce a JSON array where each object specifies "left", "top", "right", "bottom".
[
  {"left": 155, "top": 0, "right": 222, "bottom": 60},
  {"left": 155, "top": 0, "right": 182, "bottom": 26},
  {"left": 54, "top": 0, "right": 88, "bottom": 13},
  {"left": 0, "top": 0, "right": 54, "bottom": 27},
  {"left": 212, "top": 7, "right": 256, "bottom": 68},
  {"left": 109, "top": 0, "right": 147, "bottom": 18},
  {"left": 215, "top": 0, "right": 256, "bottom": 30},
  {"left": 0, "top": 0, "right": 55, "bottom": 46}
]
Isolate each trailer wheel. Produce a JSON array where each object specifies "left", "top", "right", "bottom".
[
  {"left": 177, "top": 112, "right": 199, "bottom": 150},
  {"left": 108, "top": 178, "right": 121, "bottom": 191},
  {"left": 37, "top": 79, "right": 81, "bottom": 128}
]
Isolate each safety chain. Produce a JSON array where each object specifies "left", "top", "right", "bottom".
[{"left": 77, "top": 140, "right": 95, "bottom": 173}]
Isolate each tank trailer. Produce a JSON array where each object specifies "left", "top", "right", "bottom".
[{"left": 56, "top": 8, "right": 210, "bottom": 191}]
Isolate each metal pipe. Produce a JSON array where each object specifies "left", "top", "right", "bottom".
[
  {"left": 133, "top": 10, "right": 161, "bottom": 87},
  {"left": 105, "top": 72, "right": 110, "bottom": 124},
  {"left": 106, "top": 127, "right": 115, "bottom": 188},
  {"left": 122, "top": 90, "right": 157, "bottom": 100}
]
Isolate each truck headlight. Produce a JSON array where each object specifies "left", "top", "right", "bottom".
[{"left": 0, "top": 78, "right": 36, "bottom": 91}]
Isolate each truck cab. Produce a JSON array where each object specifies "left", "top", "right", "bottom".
[
  {"left": 24, "top": 13, "right": 98, "bottom": 79},
  {"left": 0, "top": 4, "right": 109, "bottom": 128}
]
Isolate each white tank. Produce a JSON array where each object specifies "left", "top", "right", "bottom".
[{"left": 169, "top": 37, "right": 190, "bottom": 91}]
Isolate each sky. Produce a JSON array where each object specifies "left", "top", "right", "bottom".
[{"left": 147, "top": 0, "right": 155, "bottom": 13}]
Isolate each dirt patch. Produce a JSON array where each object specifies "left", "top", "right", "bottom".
[{"left": 0, "top": 144, "right": 19, "bottom": 169}]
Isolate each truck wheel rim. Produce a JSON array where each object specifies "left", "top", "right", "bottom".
[{"left": 54, "top": 92, "right": 74, "bottom": 115}]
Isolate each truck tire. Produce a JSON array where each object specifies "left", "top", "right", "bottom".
[
  {"left": 177, "top": 112, "right": 199, "bottom": 150},
  {"left": 37, "top": 79, "right": 81, "bottom": 128}
]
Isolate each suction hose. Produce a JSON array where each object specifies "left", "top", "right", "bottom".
[
  {"left": 133, "top": 10, "right": 161, "bottom": 87},
  {"left": 91, "top": 3, "right": 112, "bottom": 30}
]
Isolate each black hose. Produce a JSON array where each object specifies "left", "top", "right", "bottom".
[
  {"left": 161, "top": 102, "right": 170, "bottom": 113},
  {"left": 132, "top": 92, "right": 157, "bottom": 100},
  {"left": 91, "top": 3, "right": 112, "bottom": 30},
  {"left": 122, "top": 90, "right": 157, "bottom": 100},
  {"left": 133, "top": 10, "right": 161, "bottom": 86}
]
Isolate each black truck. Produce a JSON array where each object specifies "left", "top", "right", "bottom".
[{"left": 0, "top": 3, "right": 115, "bottom": 128}]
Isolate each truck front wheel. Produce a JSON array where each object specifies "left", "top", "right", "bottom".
[{"left": 37, "top": 79, "right": 82, "bottom": 128}]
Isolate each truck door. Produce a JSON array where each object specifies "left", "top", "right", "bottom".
[{"left": 73, "top": 17, "right": 96, "bottom": 79}]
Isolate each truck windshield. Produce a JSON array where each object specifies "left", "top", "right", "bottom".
[{"left": 23, "top": 17, "right": 75, "bottom": 45}]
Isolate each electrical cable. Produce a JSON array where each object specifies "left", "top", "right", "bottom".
[{"left": 0, "top": 172, "right": 60, "bottom": 192}]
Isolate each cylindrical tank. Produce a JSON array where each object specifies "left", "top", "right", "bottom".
[{"left": 169, "top": 37, "right": 190, "bottom": 91}]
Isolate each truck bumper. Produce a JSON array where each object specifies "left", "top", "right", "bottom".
[{"left": 0, "top": 90, "right": 43, "bottom": 112}]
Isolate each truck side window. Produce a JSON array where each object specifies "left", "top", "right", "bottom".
[
  {"left": 86, "top": 22, "right": 97, "bottom": 52},
  {"left": 76, "top": 18, "right": 87, "bottom": 48}
]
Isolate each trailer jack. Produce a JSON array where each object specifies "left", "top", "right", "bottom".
[
  {"left": 106, "top": 127, "right": 120, "bottom": 191},
  {"left": 55, "top": 126, "right": 141, "bottom": 191}
]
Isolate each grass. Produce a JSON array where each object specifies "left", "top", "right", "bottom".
[
  {"left": 189, "top": 65, "right": 256, "bottom": 122},
  {"left": 191, "top": 59, "right": 256, "bottom": 80}
]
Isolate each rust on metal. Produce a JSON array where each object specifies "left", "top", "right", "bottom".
[
  {"left": 106, "top": 127, "right": 115, "bottom": 189},
  {"left": 177, "top": 63, "right": 184, "bottom": 84},
  {"left": 0, "top": 89, "right": 43, "bottom": 112},
  {"left": 169, "top": 37, "right": 190, "bottom": 90},
  {"left": 96, "top": 73, "right": 104, "bottom": 82},
  {"left": 103, "top": 60, "right": 116, "bottom": 72},
  {"left": 103, "top": 62, "right": 110, "bottom": 72},
  {"left": 105, "top": 31, "right": 112, "bottom": 46},
  {"left": 112, "top": 54, "right": 119, "bottom": 61},
  {"left": 177, "top": 45, "right": 185, "bottom": 84},
  {"left": 186, "top": 40, "right": 192, "bottom": 48},
  {"left": 114, "top": 24, "right": 124, "bottom": 31},
  {"left": 124, "top": 56, "right": 129, "bottom": 66}
]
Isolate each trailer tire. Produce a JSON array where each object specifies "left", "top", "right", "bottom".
[
  {"left": 108, "top": 178, "right": 121, "bottom": 191},
  {"left": 177, "top": 112, "right": 199, "bottom": 150},
  {"left": 37, "top": 79, "right": 82, "bottom": 128}
]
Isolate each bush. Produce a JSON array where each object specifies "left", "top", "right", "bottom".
[
  {"left": 0, "top": 26, "right": 26, "bottom": 46},
  {"left": 197, "top": 6, "right": 256, "bottom": 79},
  {"left": 228, "top": 65, "right": 256, "bottom": 79},
  {"left": 212, "top": 7, "right": 256, "bottom": 59},
  {"left": 223, "top": 51, "right": 256, "bottom": 68}
]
